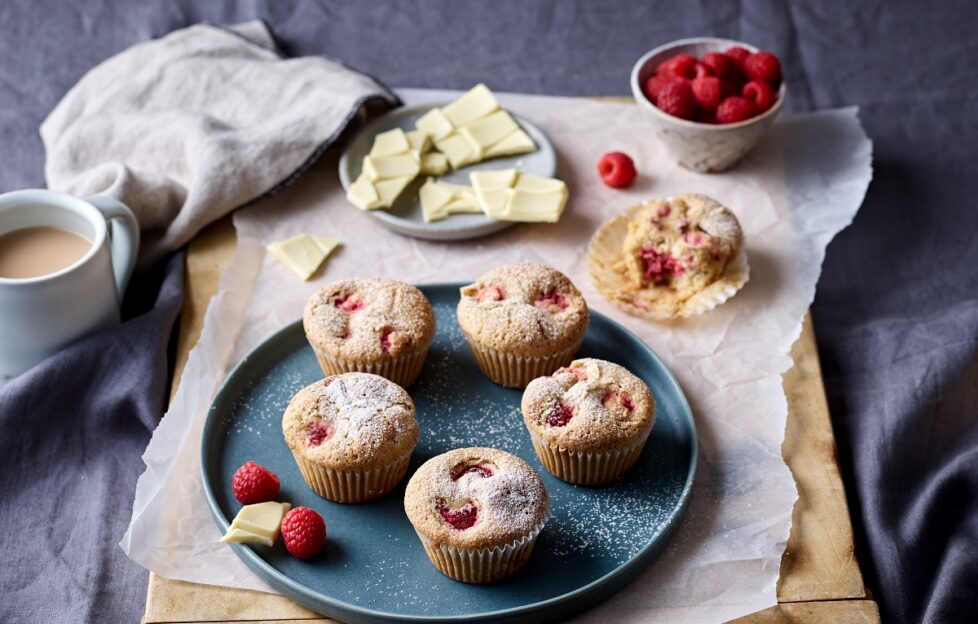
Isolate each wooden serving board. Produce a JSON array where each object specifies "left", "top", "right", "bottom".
[{"left": 142, "top": 214, "right": 878, "bottom": 623}]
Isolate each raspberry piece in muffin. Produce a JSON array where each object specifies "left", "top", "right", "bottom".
[
  {"left": 303, "top": 277, "right": 435, "bottom": 387},
  {"left": 614, "top": 193, "right": 743, "bottom": 316},
  {"left": 404, "top": 447, "right": 549, "bottom": 583},
  {"left": 522, "top": 358, "right": 655, "bottom": 485},
  {"left": 457, "top": 263, "right": 589, "bottom": 388}
]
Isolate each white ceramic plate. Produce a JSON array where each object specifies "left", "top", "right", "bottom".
[{"left": 338, "top": 105, "right": 557, "bottom": 241}]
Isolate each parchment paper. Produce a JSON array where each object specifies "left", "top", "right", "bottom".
[{"left": 122, "top": 89, "right": 872, "bottom": 623}]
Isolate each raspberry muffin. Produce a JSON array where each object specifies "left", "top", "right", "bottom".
[
  {"left": 282, "top": 373, "right": 419, "bottom": 503},
  {"left": 456, "top": 263, "right": 588, "bottom": 389},
  {"left": 404, "top": 447, "right": 549, "bottom": 584},
  {"left": 522, "top": 358, "right": 655, "bottom": 485},
  {"left": 304, "top": 277, "right": 435, "bottom": 388},
  {"left": 589, "top": 193, "right": 748, "bottom": 320}
]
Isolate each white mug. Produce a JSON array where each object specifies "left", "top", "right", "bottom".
[{"left": 0, "top": 189, "right": 139, "bottom": 385}]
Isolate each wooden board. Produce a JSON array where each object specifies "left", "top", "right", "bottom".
[{"left": 142, "top": 213, "right": 876, "bottom": 623}]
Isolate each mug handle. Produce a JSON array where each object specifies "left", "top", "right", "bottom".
[{"left": 85, "top": 196, "right": 140, "bottom": 300}]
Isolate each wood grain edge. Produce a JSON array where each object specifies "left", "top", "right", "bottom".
[{"left": 778, "top": 315, "right": 866, "bottom": 602}]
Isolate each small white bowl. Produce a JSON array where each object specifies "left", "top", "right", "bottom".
[{"left": 630, "top": 37, "right": 786, "bottom": 173}]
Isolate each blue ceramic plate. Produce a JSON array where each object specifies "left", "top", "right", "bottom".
[{"left": 201, "top": 283, "right": 696, "bottom": 624}]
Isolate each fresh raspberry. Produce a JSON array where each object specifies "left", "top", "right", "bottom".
[
  {"left": 656, "top": 81, "right": 697, "bottom": 120},
  {"left": 693, "top": 62, "right": 714, "bottom": 78},
  {"left": 716, "top": 96, "right": 757, "bottom": 124},
  {"left": 742, "top": 79, "right": 777, "bottom": 112},
  {"left": 691, "top": 76, "right": 722, "bottom": 112},
  {"left": 701, "top": 51, "right": 736, "bottom": 79},
  {"left": 439, "top": 501, "right": 478, "bottom": 530},
  {"left": 656, "top": 54, "right": 698, "bottom": 79},
  {"left": 744, "top": 51, "right": 782, "bottom": 84},
  {"left": 231, "top": 461, "right": 280, "bottom": 505},
  {"left": 597, "top": 151, "right": 637, "bottom": 188},
  {"left": 643, "top": 74, "right": 686, "bottom": 104},
  {"left": 280, "top": 507, "right": 327, "bottom": 559},
  {"left": 724, "top": 46, "right": 752, "bottom": 70},
  {"left": 451, "top": 464, "right": 493, "bottom": 480}
]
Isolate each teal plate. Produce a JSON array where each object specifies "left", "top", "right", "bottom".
[{"left": 201, "top": 283, "right": 697, "bottom": 624}]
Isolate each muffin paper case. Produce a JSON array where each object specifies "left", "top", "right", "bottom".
[
  {"left": 416, "top": 518, "right": 547, "bottom": 584},
  {"left": 291, "top": 447, "right": 413, "bottom": 504},
  {"left": 588, "top": 203, "right": 749, "bottom": 321},
  {"left": 529, "top": 431, "right": 652, "bottom": 486},
  {"left": 309, "top": 343, "right": 429, "bottom": 389},
  {"left": 462, "top": 332, "right": 583, "bottom": 389}
]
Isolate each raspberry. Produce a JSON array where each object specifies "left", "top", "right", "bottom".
[
  {"left": 534, "top": 291, "right": 570, "bottom": 312},
  {"left": 334, "top": 292, "right": 363, "bottom": 313},
  {"left": 693, "top": 62, "right": 714, "bottom": 78},
  {"left": 602, "top": 391, "right": 636, "bottom": 411},
  {"left": 701, "top": 51, "right": 736, "bottom": 79},
  {"left": 546, "top": 402, "right": 574, "bottom": 427},
  {"left": 597, "top": 151, "right": 637, "bottom": 188},
  {"left": 716, "top": 96, "right": 757, "bottom": 124},
  {"left": 640, "top": 246, "right": 684, "bottom": 284},
  {"left": 643, "top": 74, "right": 686, "bottom": 104},
  {"left": 439, "top": 501, "right": 478, "bottom": 530},
  {"left": 231, "top": 461, "right": 280, "bottom": 505},
  {"left": 742, "top": 79, "right": 777, "bottom": 112},
  {"left": 379, "top": 327, "right": 394, "bottom": 353},
  {"left": 720, "top": 78, "right": 740, "bottom": 98},
  {"left": 306, "top": 421, "right": 335, "bottom": 447},
  {"left": 691, "top": 76, "right": 722, "bottom": 112},
  {"left": 655, "top": 81, "right": 697, "bottom": 120},
  {"left": 744, "top": 51, "right": 782, "bottom": 84},
  {"left": 473, "top": 284, "right": 505, "bottom": 302},
  {"left": 724, "top": 46, "right": 751, "bottom": 69},
  {"left": 451, "top": 464, "right": 493, "bottom": 480},
  {"left": 280, "top": 507, "right": 327, "bottom": 559},
  {"left": 656, "top": 54, "right": 697, "bottom": 79}
]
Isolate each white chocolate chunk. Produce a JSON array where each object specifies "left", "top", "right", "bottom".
[
  {"left": 267, "top": 235, "right": 332, "bottom": 280},
  {"left": 346, "top": 174, "right": 383, "bottom": 211},
  {"left": 441, "top": 83, "right": 499, "bottom": 127},
  {"left": 503, "top": 186, "right": 568, "bottom": 223},
  {"left": 483, "top": 129, "right": 536, "bottom": 159},
  {"left": 470, "top": 168, "right": 519, "bottom": 191},
  {"left": 220, "top": 502, "right": 291, "bottom": 546},
  {"left": 405, "top": 130, "right": 432, "bottom": 153},
  {"left": 363, "top": 153, "right": 421, "bottom": 181},
  {"left": 434, "top": 134, "right": 478, "bottom": 169},
  {"left": 369, "top": 128, "right": 411, "bottom": 157},
  {"left": 311, "top": 236, "right": 339, "bottom": 256},
  {"left": 419, "top": 152, "right": 449, "bottom": 176},
  {"left": 374, "top": 175, "right": 415, "bottom": 208},
  {"left": 445, "top": 188, "right": 483, "bottom": 214},
  {"left": 419, "top": 179, "right": 481, "bottom": 222},
  {"left": 416, "top": 108, "right": 455, "bottom": 140},
  {"left": 419, "top": 178, "right": 455, "bottom": 213},
  {"left": 515, "top": 172, "right": 566, "bottom": 194},
  {"left": 463, "top": 110, "right": 519, "bottom": 149}
]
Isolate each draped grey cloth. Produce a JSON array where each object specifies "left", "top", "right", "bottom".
[{"left": 0, "top": 1, "right": 975, "bottom": 622}]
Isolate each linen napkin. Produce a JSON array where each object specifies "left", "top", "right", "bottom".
[{"left": 41, "top": 20, "right": 397, "bottom": 266}]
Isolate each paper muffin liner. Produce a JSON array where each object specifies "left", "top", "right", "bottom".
[
  {"left": 415, "top": 518, "right": 547, "bottom": 584},
  {"left": 462, "top": 333, "right": 583, "bottom": 389},
  {"left": 290, "top": 448, "right": 412, "bottom": 504},
  {"left": 309, "top": 342, "right": 429, "bottom": 388},
  {"left": 587, "top": 202, "right": 750, "bottom": 321},
  {"left": 528, "top": 430, "right": 652, "bottom": 486}
]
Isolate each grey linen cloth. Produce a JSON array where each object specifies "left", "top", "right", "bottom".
[{"left": 40, "top": 20, "right": 396, "bottom": 265}]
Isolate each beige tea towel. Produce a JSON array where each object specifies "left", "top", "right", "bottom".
[{"left": 41, "top": 20, "right": 397, "bottom": 266}]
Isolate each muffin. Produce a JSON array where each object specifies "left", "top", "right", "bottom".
[
  {"left": 282, "top": 373, "right": 419, "bottom": 503},
  {"left": 588, "top": 193, "right": 748, "bottom": 320},
  {"left": 404, "top": 447, "right": 549, "bottom": 583},
  {"left": 456, "top": 263, "right": 588, "bottom": 389},
  {"left": 303, "top": 277, "right": 435, "bottom": 388},
  {"left": 522, "top": 358, "right": 655, "bottom": 485}
]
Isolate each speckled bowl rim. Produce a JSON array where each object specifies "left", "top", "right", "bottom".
[
  {"left": 201, "top": 282, "right": 698, "bottom": 624},
  {"left": 630, "top": 36, "right": 787, "bottom": 129}
]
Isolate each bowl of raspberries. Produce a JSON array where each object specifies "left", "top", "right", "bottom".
[{"left": 631, "top": 37, "right": 785, "bottom": 172}]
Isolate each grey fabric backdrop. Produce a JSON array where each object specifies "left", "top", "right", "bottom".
[{"left": 0, "top": 1, "right": 976, "bottom": 622}]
